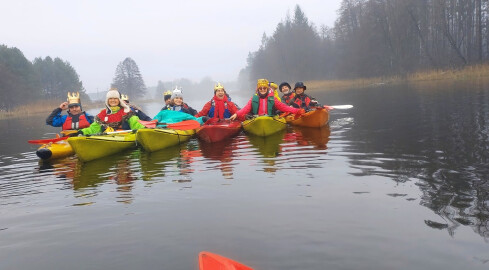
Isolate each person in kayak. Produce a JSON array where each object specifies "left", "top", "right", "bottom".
[
  {"left": 288, "top": 82, "right": 320, "bottom": 110},
  {"left": 269, "top": 81, "right": 281, "bottom": 102},
  {"left": 195, "top": 82, "right": 239, "bottom": 120},
  {"left": 230, "top": 79, "right": 303, "bottom": 121},
  {"left": 46, "top": 92, "right": 94, "bottom": 130},
  {"left": 121, "top": 94, "right": 152, "bottom": 122},
  {"left": 161, "top": 88, "right": 198, "bottom": 116},
  {"left": 279, "top": 82, "right": 295, "bottom": 104},
  {"left": 163, "top": 90, "right": 172, "bottom": 106},
  {"left": 74, "top": 87, "right": 145, "bottom": 135}
]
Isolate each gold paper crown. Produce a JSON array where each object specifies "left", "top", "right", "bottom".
[
  {"left": 67, "top": 92, "right": 80, "bottom": 104},
  {"left": 163, "top": 90, "right": 172, "bottom": 96},
  {"left": 257, "top": 79, "right": 269, "bottom": 88},
  {"left": 214, "top": 82, "right": 224, "bottom": 91},
  {"left": 121, "top": 94, "right": 129, "bottom": 101}
]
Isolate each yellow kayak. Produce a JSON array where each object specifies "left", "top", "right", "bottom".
[
  {"left": 67, "top": 132, "right": 137, "bottom": 162},
  {"left": 285, "top": 107, "right": 329, "bottom": 127},
  {"left": 136, "top": 128, "right": 195, "bottom": 152},
  {"left": 242, "top": 115, "right": 286, "bottom": 136},
  {"left": 36, "top": 140, "right": 74, "bottom": 160}
]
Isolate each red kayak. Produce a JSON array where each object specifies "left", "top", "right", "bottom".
[
  {"left": 199, "top": 251, "right": 253, "bottom": 270},
  {"left": 196, "top": 119, "right": 242, "bottom": 143}
]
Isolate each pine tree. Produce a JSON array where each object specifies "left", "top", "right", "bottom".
[{"left": 112, "top": 57, "right": 146, "bottom": 99}]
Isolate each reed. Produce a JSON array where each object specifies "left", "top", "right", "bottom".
[
  {"left": 0, "top": 100, "right": 105, "bottom": 120},
  {"left": 307, "top": 64, "right": 489, "bottom": 91}
]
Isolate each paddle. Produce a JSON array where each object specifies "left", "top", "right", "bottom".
[
  {"left": 199, "top": 251, "right": 253, "bottom": 270},
  {"left": 138, "top": 119, "right": 201, "bottom": 130},
  {"left": 324, "top": 105, "right": 354, "bottom": 110},
  {"left": 28, "top": 136, "right": 68, "bottom": 144}
]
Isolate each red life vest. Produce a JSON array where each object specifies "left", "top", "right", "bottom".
[
  {"left": 97, "top": 108, "right": 127, "bottom": 129},
  {"left": 291, "top": 94, "right": 312, "bottom": 108},
  {"left": 62, "top": 113, "right": 91, "bottom": 130}
]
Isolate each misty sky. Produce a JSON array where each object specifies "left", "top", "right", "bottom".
[{"left": 3, "top": 0, "right": 341, "bottom": 93}]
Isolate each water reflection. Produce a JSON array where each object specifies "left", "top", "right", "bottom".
[
  {"left": 138, "top": 145, "right": 182, "bottom": 181},
  {"left": 339, "top": 80, "right": 489, "bottom": 239},
  {"left": 199, "top": 138, "right": 237, "bottom": 179}
]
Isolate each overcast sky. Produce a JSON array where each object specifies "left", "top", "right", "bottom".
[{"left": 3, "top": 0, "right": 342, "bottom": 93}]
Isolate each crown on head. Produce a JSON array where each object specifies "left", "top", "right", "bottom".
[
  {"left": 67, "top": 92, "right": 80, "bottom": 104},
  {"left": 214, "top": 82, "right": 224, "bottom": 91},
  {"left": 121, "top": 94, "right": 129, "bottom": 101},
  {"left": 163, "top": 90, "right": 172, "bottom": 96}
]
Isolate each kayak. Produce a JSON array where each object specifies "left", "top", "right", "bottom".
[
  {"left": 199, "top": 251, "right": 253, "bottom": 270},
  {"left": 242, "top": 115, "right": 286, "bottom": 136},
  {"left": 136, "top": 128, "right": 195, "bottom": 152},
  {"left": 285, "top": 107, "right": 329, "bottom": 127},
  {"left": 36, "top": 140, "right": 74, "bottom": 160},
  {"left": 67, "top": 132, "right": 136, "bottom": 162},
  {"left": 196, "top": 119, "right": 242, "bottom": 143}
]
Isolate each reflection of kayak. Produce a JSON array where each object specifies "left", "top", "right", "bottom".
[
  {"left": 285, "top": 107, "right": 329, "bottom": 127},
  {"left": 36, "top": 140, "right": 74, "bottom": 160},
  {"left": 242, "top": 116, "right": 286, "bottom": 136},
  {"left": 199, "top": 251, "right": 253, "bottom": 270},
  {"left": 292, "top": 125, "right": 331, "bottom": 149},
  {"left": 68, "top": 132, "right": 136, "bottom": 162},
  {"left": 136, "top": 128, "right": 195, "bottom": 152},
  {"left": 197, "top": 119, "right": 242, "bottom": 143},
  {"left": 247, "top": 129, "right": 285, "bottom": 158}
]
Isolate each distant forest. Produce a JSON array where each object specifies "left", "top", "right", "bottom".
[
  {"left": 2, "top": 0, "right": 489, "bottom": 110},
  {"left": 241, "top": 0, "right": 489, "bottom": 85}
]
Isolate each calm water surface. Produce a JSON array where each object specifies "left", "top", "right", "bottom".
[{"left": 0, "top": 82, "right": 488, "bottom": 270}]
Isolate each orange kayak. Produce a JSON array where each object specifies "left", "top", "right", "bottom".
[
  {"left": 199, "top": 251, "right": 254, "bottom": 270},
  {"left": 285, "top": 107, "right": 329, "bottom": 127},
  {"left": 196, "top": 119, "right": 242, "bottom": 143}
]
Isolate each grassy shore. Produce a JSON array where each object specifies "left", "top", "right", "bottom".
[
  {"left": 307, "top": 64, "right": 489, "bottom": 91},
  {"left": 0, "top": 100, "right": 105, "bottom": 120}
]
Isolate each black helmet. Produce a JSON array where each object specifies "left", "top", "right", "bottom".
[{"left": 294, "top": 82, "right": 306, "bottom": 90}]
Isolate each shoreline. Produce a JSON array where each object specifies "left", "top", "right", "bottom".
[{"left": 307, "top": 64, "right": 489, "bottom": 91}]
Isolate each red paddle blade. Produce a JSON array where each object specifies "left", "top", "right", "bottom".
[
  {"left": 138, "top": 120, "right": 158, "bottom": 128},
  {"left": 166, "top": 120, "right": 201, "bottom": 130},
  {"left": 28, "top": 136, "right": 68, "bottom": 144},
  {"left": 199, "top": 252, "right": 254, "bottom": 270}
]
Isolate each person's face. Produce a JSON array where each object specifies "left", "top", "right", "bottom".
[
  {"left": 108, "top": 98, "right": 120, "bottom": 107},
  {"left": 281, "top": 85, "right": 290, "bottom": 94},
  {"left": 257, "top": 87, "right": 268, "bottom": 95},
  {"left": 295, "top": 87, "right": 304, "bottom": 95},
  {"left": 68, "top": 105, "right": 81, "bottom": 115},
  {"left": 165, "top": 97, "right": 171, "bottom": 104},
  {"left": 215, "top": 89, "right": 225, "bottom": 99},
  {"left": 173, "top": 97, "right": 183, "bottom": 105}
]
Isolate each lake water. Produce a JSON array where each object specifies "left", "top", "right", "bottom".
[{"left": 0, "top": 81, "right": 488, "bottom": 270}]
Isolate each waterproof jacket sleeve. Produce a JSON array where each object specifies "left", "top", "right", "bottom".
[
  {"left": 236, "top": 98, "right": 253, "bottom": 119},
  {"left": 79, "top": 121, "right": 102, "bottom": 135},
  {"left": 274, "top": 98, "right": 299, "bottom": 114},
  {"left": 46, "top": 108, "right": 66, "bottom": 127}
]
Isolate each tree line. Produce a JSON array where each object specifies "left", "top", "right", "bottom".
[
  {"left": 241, "top": 1, "right": 489, "bottom": 85},
  {"left": 0, "top": 44, "right": 147, "bottom": 111}
]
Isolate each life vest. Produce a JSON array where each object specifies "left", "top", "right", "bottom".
[
  {"left": 252, "top": 95, "right": 275, "bottom": 115},
  {"left": 96, "top": 108, "right": 128, "bottom": 130},
  {"left": 208, "top": 99, "right": 232, "bottom": 118},
  {"left": 282, "top": 92, "right": 296, "bottom": 104},
  {"left": 290, "top": 94, "right": 312, "bottom": 108},
  {"left": 62, "top": 113, "right": 91, "bottom": 130}
]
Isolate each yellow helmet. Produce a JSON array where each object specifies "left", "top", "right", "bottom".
[
  {"left": 269, "top": 82, "right": 278, "bottom": 90},
  {"left": 214, "top": 82, "right": 225, "bottom": 92},
  {"left": 257, "top": 79, "right": 269, "bottom": 89}
]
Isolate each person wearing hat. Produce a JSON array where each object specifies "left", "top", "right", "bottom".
[
  {"left": 75, "top": 87, "right": 145, "bottom": 135},
  {"left": 161, "top": 87, "right": 198, "bottom": 116},
  {"left": 121, "top": 94, "right": 152, "bottom": 123},
  {"left": 163, "top": 90, "right": 172, "bottom": 107},
  {"left": 46, "top": 92, "right": 94, "bottom": 130},
  {"left": 195, "top": 82, "right": 239, "bottom": 120},
  {"left": 288, "top": 82, "right": 320, "bottom": 110},
  {"left": 279, "top": 82, "right": 295, "bottom": 104},
  {"left": 229, "top": 79, "right": 302, "bottom": 121},
  {"left": 268, "top": 82, "right": 282, "bottom": 102}
]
